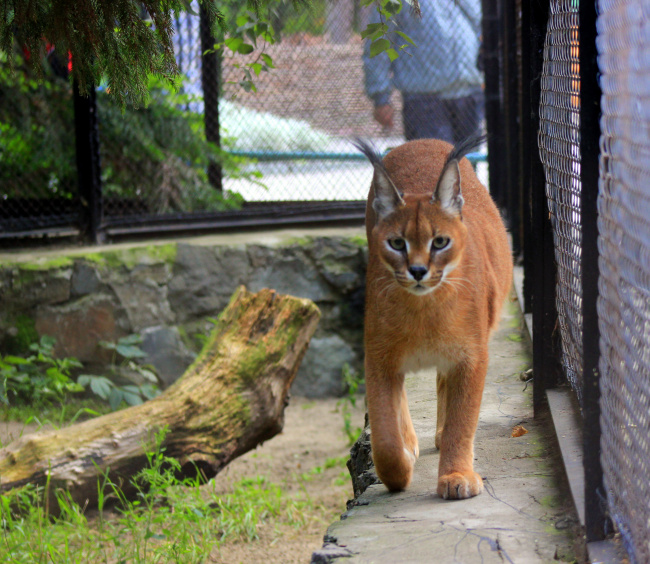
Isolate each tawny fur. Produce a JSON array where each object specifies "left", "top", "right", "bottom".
[{"left": 362, "top": 138, "right": 513, "bottom": 500}]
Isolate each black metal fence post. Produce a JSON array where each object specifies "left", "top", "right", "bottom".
[
  {"left": 501, "top": 0, "right": 522, "bottom": 256},
  {"left": 518, "top": 0, "right": 533, "bottom": 314},
  {"left": 200, "top": 4, "right": 223, "bottom": 192},
  {"left": 579, "top": 0, "right": 609, "bottom": 543},
  {"left": 73, "top": 81, "right": 104, "bottom": 244},
  {"left": 482, "top": 0, "right": 503, "bottom": 208},
  {"left": 526, "top": 0, "right": 559, "bottom": 412}
]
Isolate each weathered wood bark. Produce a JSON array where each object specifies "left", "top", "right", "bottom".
[{"left": 0, "top": 286, "right": 320, "bottom": 508}]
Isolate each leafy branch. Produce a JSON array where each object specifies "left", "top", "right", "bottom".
[{"left": 361, "top": 0, "right": 418, "bottom": 61}]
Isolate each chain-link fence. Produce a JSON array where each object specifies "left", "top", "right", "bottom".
[
  {"left": 597, "top": 0, "right": 650, "bottom": 560},
  {"left": 538, "top": 1, "right": 583, "bottom": 404},
  {"left": 0, "top": 49, "right": 80, "bottom": 237},
  {"left": 518, "top": 0, "right": 650, "bottom": 559},
  {"left": 1, "top": 0, "right": 486, "bottom": 240}
]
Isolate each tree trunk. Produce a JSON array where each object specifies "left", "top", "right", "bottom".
[{"left": 0, "top": 286, "right": 320, "bottom": 509}]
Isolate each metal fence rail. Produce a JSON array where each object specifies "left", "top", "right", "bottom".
[{"left": 597, "top": 0, "right": 650, "bottom": 560}]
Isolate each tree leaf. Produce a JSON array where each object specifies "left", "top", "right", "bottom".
[
  {"left": 396, "top": 31, "right": 416, "bottom": 46},
  {"left": 2, "top": 356, "right": 30, "bottom": 365},
  {"left": 386, "top": 48, "right": 399, "bottom": 62},
  {"left": 89, "top": 376, "right": 113, "bottom": 400},
  {"left": 109, "top": 388, "right": 123, "bottom": 411},
  {"left": 225, "top": 37, "right": 243, "bottom": 52},
  {"left": 116, "top": 344, "right": 147, "bottom": 359},
  {"left": 122, "top": 390, "right": 143, "bottom": 406},
  {"left": 369, "top": 39, "right": 391, "bottom": 58},
  {"left": 237, "top": 43, "right": 255, "bottom": 55}
]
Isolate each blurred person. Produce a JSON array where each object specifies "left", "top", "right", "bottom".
[{"left": 362, "top": 0, "right": 484, "bottom": 143}]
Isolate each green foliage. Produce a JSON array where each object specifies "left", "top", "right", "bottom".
[
  {"left": 0, "top": 54, "right": 252, "bottom": 212},
  {"left": 0, "top": 51, "right": 77, "bottom": 199},
  {"left": 360, "top": 0, "right": 417, "bottom": 61},
  {"left": 0, "top": 399, "right": 109, "bottom": 435},
  {"left": 78, "top": 335, "right": 161, "bottom": 410},
  {"left": 0, "top": 427, "right": 311, "bottom": 561},
  {"left": 223, "top": 11, "right": 277, "bottom": 93},
  {"left": 1, "top": 0, "right": 409, "bottom": 107},
  {"left": 0, "top": 0, "right": 229, "bottom": 108},
  {"left": 337, "top": 363, "right": 364, "bottom": 446},
  {"left": 0, "top": 332, "right": 159, "bottom": 411},
  {"left": 0, "top": 336, "right": 83, "bottom": 406}
]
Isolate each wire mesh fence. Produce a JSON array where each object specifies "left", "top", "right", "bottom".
[
  {"left": 538, "top": 0, "right": 583, "bottom": 405},
  {"left": 532, "top": 0, "right": 650, "bottom": 558},
  {"left": 0, "top": 49, "right": 80, "bottom": 237},
  {"left": 1, "top": 0, "right": 486, "bottom": 238},
  {"left": 597, "top": 0, "right": 650, "bottom": 560}
]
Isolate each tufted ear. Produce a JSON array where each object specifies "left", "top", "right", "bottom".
[
  {"left": 432, "top": 159, "right": 463, "bottom": 216},
  {"left": 353, "top": 138, "right": 404, "bottom": 221},
  {"left": 371, "top": 166, "right": 405, "bottom": 220}
]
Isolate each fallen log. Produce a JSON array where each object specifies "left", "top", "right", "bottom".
[{"left": 0, "top": 286, "right": 320, "bottom": 508}]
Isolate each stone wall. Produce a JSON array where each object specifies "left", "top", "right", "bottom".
[{"left": 0, "top": 233, "right": 368, "bottom": 397}]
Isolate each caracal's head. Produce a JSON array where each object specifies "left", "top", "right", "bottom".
[{"left": 356, "top": 139, "right": 474, "bottom": 296}]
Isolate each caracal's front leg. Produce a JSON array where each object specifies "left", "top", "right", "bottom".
[
  {"left": 366, "top": 358, "right": 416, "bottom": 491},
  {"left": 437, "top": 358, "right": 487, "bottom": 500},
  {"left": 435, "top": 370, "right": 447, "bottom": 450},
  {"left": 400, "top": 386, "right": 419, "bottom": 460}
]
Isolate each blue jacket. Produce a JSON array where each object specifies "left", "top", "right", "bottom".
[{"left": 363, "top": 0, "right": 483, "bottom": 105}]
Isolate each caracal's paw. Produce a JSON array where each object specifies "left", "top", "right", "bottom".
[
  {"left": 404, "top": 433, "right": 419, "bottom": 460},
  {"left": 437, "top": 471, "right": 484, "bottom": 500}
]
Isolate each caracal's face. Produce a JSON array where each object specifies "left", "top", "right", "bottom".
[{"left": 375, "top": 195, "right": 468, "bottom": 296}]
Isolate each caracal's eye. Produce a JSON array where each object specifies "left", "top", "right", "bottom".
[
  {"left": 432, "top": 236, "right": 451, "bottom": 250},
  {"left": 388, "top": 238, "right": 406, "bottom": 251}
]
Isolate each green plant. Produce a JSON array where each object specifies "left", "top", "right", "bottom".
[
  {"left": 78, "top": 335, "right": 161, "bottom": 411},
  {"left": 0, "top": 52, "right": 256, "bottom": 212},
  {"left": 337, "top": 363, "right": 364, "bottom": 446},
  {"left": 0, "top": 335, "right": 83, "bottom": 406},
  {"left": 0, "top": 426, "right": 313, "bottom": 561}
]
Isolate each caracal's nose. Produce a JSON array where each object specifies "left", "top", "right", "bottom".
[{"left": 408, "top": 265, "right": 428, "bottom": 281}]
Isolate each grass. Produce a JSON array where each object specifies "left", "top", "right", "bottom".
[
  {"left": 0, "top": 427, "right": 317, "bottom": 563},
  {"left": 0, "top": 373, "right": 358, "bottom": 562}
]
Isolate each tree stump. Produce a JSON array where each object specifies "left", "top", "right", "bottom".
[{"left": 0, "top": 286, "right": 320, "bottom": 509}]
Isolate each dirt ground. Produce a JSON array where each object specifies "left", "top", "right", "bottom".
[
  {"left": 207, "top": 395, "right": 366, "bottom": 563},
  {"left": 0, "top": 395, "right": 366, "bottom": 564}
]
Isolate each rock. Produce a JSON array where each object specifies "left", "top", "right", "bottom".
[
  {"left": 110, "top": 279, "right": 175, "bottom": 331},
  {"left": 307, "top": 237, "right": 366, "bottom": 294},
  {"left": 310, "top": 541, "right": 356, "bottom": 563},
  {"left": 168, "top": 244, "right": 250, "bottom": 322},
  {"left": 292, "top": 335, "right": 356, "bottom": 397},
  {"left": 34, "top": 295, "right": 128, "bottom": 362},
  {"left": 140, "top": 325, "right": 196, "bottom": 388},
  {"left": 7, "top": 267, "right": 72, "bottom": 308},
  {"left": 70, "top": 262, "right": 102, "bottom": 296},
  {"left": 346, "top": 422, "right": 379, "bottom": 501},
  {"left": 248, "top": 245, "right": 336, "bottom": 302}
]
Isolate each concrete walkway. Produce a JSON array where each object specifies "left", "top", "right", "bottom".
[{"left": 313, "top": 297, "right": 581, "bottom": 563}]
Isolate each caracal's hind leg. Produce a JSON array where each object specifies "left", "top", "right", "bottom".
[
  {"left": 366, "top": 362, "right": 415, "bottom": 492},
  {"left": 435, "top": 371, "right": 447, "bottom": 450},
  {"left": 437, "top": 358, "right": 487, "bottom": 500},
  {"left": 400, "top": 385, "right": 419, "bottom": 460}
]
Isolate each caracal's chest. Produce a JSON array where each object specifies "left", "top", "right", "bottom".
[{"left": 399, "top": 341, "right": 463, "bottom": 376}]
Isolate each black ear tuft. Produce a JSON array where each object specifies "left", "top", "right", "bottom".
[
  {"left": 444, "top": 134, "right": 487, "bottom": 168},
  {"left": 353, "top": 138, "right": 405, "bottom": 220},
  {"left": 352, "top": 138, "right": 385, "bottom": 169},
  {"left": 432, "top": 134, "right": 486, "bottom": 216}
]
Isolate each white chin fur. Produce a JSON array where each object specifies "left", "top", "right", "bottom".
[{"left": 405, "top": 284, "right": 436, "bottom": 296}]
